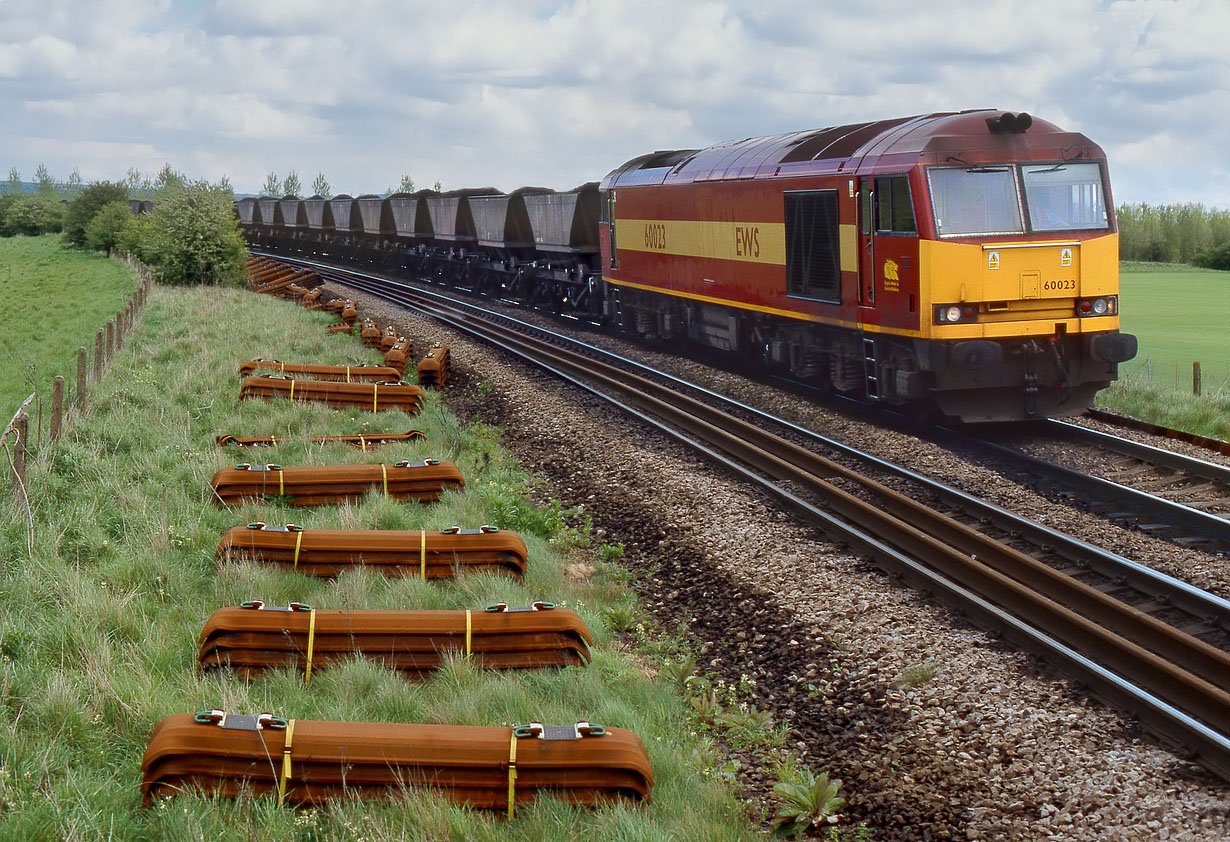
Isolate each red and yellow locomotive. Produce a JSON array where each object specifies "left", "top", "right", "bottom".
[{"left": 598, "top": 110, "right": 1136, "bottom": 422}]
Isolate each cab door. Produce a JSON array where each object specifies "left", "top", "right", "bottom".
[{"left": 857, "top": 177, "right": 876, "bottom": 308}]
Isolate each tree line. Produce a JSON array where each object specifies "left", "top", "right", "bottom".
[
  {"left": 0, "top": 165, "right": 246, "bottom": 286},
  {"left": 1116, "top": 202, "right": 1230, "bottom": 269},
  {"left": 257, "top": 170, "right": 439, "bottom": 200},
  {"left": 0, "top": 163, "right": 439, "bottom": 287}
]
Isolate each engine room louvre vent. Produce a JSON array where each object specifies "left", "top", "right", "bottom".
[
  {"left": 779, "top": 118, "right": 912, "bottom": 164},
  {"left": 638, "top": 149, "right": 700, "bottom": 169},
  {"left": 785, "top": 191, "right": 840, "bottom": 302}
]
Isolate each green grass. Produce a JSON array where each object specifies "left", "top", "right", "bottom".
[
  {"left": 0, "top": 282, "right": 761, "bottom": 841},
  {"left": 1093, "top": 262, "right": 1230, "bottom": 439},
  {"left": 0, "top": 237, "right": 137, "bottom": 415},
  {"left": 1115, "top": 261, "right": 1230, "bottom": 393}
]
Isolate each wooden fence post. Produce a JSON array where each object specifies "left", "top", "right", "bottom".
[
  {"left": 94, "top": 328, "right": 104, "bottom": 381},
  {"left": 12, "top": 410, "right": 27, "bottom": 506},
  {"left": 76, "top": 347, "right": 87, "bottom": 408},
  {"left": 1194, "top": 361, "right": 1202, "bottom": 396},
  {"left": 106, "top": 319, "right": 115, "bottom": 362},
  {"left": 115, "top": 311, "right": 124, "bottom": 352},
  {"left": 49, "top": 376, "right": 64, "bottom": 443}
]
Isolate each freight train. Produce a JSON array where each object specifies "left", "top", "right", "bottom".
[{"left": 237, "top": 109, "right": 1137, "bottom": 423}]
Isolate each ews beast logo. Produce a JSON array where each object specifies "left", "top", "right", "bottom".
[{"left": 734, "top": 225, "right": 760, "bottom": 258}]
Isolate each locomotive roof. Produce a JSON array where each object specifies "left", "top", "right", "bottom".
[{"left": 603, "top": 110, "right": 1102, "bottom": 188}]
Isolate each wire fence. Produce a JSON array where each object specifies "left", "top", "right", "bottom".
[
  {"left": 1117, "top": 357, "right": 1230, "bottom": 397},
  {"left": 2, "top": 253, "right": 153, "bottom": 515}
]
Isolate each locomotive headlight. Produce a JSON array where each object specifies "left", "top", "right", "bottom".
[
  {"left": 944, "top": 306, "right": 961, "bottom": 323},
  {"left": 1091, "top": 298, "right": 1108, "bottom": 315}
]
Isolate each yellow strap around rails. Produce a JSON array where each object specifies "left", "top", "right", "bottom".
[
  {"left": 346, "top": 366, "right": 351, "bottom": 383},
  {"left": 278, "top": 719, "right": 296, "bottom": 805},
  {"left": 465, "top": 609, "right": 472, "bottom": 658},
  {"left": 372, "top": 383, "right": 378, "bottom": 412},
  {"left": 305, "top": 609, "right": 316, "bottom": 684},
  {"left": 277, "top": 469, "right": 284, "bottom": 497},
  {"left": 507, "top": 732, "right": 518, "bottom": 818},
  {"left": 420, "top": 529, "right": 426, "bottom": 580},
  {"left": 381, "top": 463, "right": 388, "bottom": 494},
  {"left": 293, "top": 530, "right": 303, "bottom": 569},
  {"left": 289, "top": 380, "right": 295, "bottom": 401},
  {"left": 359, "top": 436, "right": 366, "bottom": 453}
]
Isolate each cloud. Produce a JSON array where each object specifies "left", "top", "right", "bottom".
[{"left": 0, "top": 0, "right": 1225, "bottom": 206}]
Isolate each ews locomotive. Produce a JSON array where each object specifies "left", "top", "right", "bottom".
[{"left": 239, "top": 109, "right": 1137, "bottom": 423}]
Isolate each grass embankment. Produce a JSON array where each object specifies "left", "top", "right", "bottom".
[
  {"left": 0, "top": 282, "right": 759, "bottom": 840},
  {"left": 1093, "top": 262, "right": 1230, "bottom": 440},
  {"left": 0, "top": 237, "right": 137, "bottom": 412}
]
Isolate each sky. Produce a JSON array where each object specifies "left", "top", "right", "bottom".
[{"left": 0, "top": 0, "right": 1226, "bottom": 206}]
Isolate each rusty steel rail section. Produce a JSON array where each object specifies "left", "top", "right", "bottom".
[
  {"left": 216, "top": 431, "right": 426, "bottom": 449},
  {"left": 1085, "top": 407, "right": 1230, "bottom": 457},
  {"left": 198, "top": 602, "right": 591, "bottom": 678},
  {"left": 255, "top": 253, "right": 1230, "bottom": 782},
  {"left": 143, "top": 714, "right": 651, "bottom": 808},
  {"left": 942, "top": 424, "right": 1230, "bottom": 555}
]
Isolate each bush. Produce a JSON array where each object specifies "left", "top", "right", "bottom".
[
  {"left": 63, "top": 181, "right": 129, "bottom": 247},
  {"left": 83, "top": 201, "right": 134, "bottom": 253},
  {"left": 3, "top": 196, "right": 65, "bottom": 236},
  {"left": 130, "top": 181, "right": 247, "bottom": 286},
  {"left": 1192, "top": 242, "right": 1230, "bottom": 271}
]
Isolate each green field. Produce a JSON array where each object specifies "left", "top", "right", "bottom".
[
  {"left": 0, "top": 281, "right": 767, "bottom": 841},
  {"left": 1092, "top": 262, "right": 1230, "bottom": 438},
  {"left": 0, "top": 236, "right": 136, "bottom": 416},
  {"left": 1116, "top": 261, "right": 1230, "bottom": 393}
]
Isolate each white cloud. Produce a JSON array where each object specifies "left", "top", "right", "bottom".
[{"left": 0, "top": 0, "right": 1225, "bottom": 206}]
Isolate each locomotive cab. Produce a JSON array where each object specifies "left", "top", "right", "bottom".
[
  {"left": 912, "top": 129, "right": 1137, "bottom": 420},
  {"left": 599, "top": 110, "right": 1137, "bottom": 423}
]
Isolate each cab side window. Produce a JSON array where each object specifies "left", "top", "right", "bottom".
[{"left": 874, "top": 176, "right": 917, "bottom": 234}]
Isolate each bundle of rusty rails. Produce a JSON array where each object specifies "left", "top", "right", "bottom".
[
  {"left": 383, "top": 336, "right": 412, "bottom": 375},
  {"left": 361, "top": 318, "right": 381, "bottom": 347},
  {"left": 209, "top": 460, "right": 463, "bottom": 506},
  {"left": 247, "top": 257, "right": 323, "bottom": 300},
  {"left": 216, "top": 523, "right": 526, "bottom": 579},
  {"left": 142, "top": 714, "right": 652, "bottom": 810},
  {"left": 237, "top": 360, "right": 404, "bottom": 382},
  {"left": 149, "top": 255, "right": 649, "bottom": 813},
  {"left": 216, "top": 431, "right": 426, "bottom": 450},
  {"left": 239, "top": 376, "right": 423, "bottom": 412},
  {"left": 417, "top": 344, "right": 450, "bottom": 389},
  {"left": 197, "top": 602, "right": 592, "bottom": 679},
  {"left": 379, "top": 326, "right": 399, "bottom": 351}
]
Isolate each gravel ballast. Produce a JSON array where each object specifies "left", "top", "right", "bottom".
[{"left": 326, "top": 277, "right": 1230, "bottom": 841}]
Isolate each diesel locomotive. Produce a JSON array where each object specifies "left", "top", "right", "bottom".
[{"left": 238, "top": 109, "right": 1137, "bottom": 423}]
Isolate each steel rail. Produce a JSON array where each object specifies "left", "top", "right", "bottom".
[
  {"left": 259, "top": 253, "right": 1230, "bottom": 780},
  {"left": 940, "top": 428, "right": 1230, "bottom": 553},
  {"left": 1049, "top": 418, "right": 1230, "bottom": 487},
  {"left": 1085, "top": 407, "right": 1230, "bottom": 458},
  {"left": 271, "top": 252, "right": 1230, "bottom": 634}
]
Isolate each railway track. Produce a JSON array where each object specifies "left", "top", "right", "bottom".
[
  {"left": 1086, "top": 407, "right": 1230, "bottom": 458},
  {"left": 944, "top": 421, "right": 1230, "bottom": 555},
  {"left": 255, "top": 251, "right": 1230, "bottom": 783}
]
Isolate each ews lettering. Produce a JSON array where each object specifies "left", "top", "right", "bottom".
[{"left": 734, "top": 225, "right": 760, "bottom": 258}]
